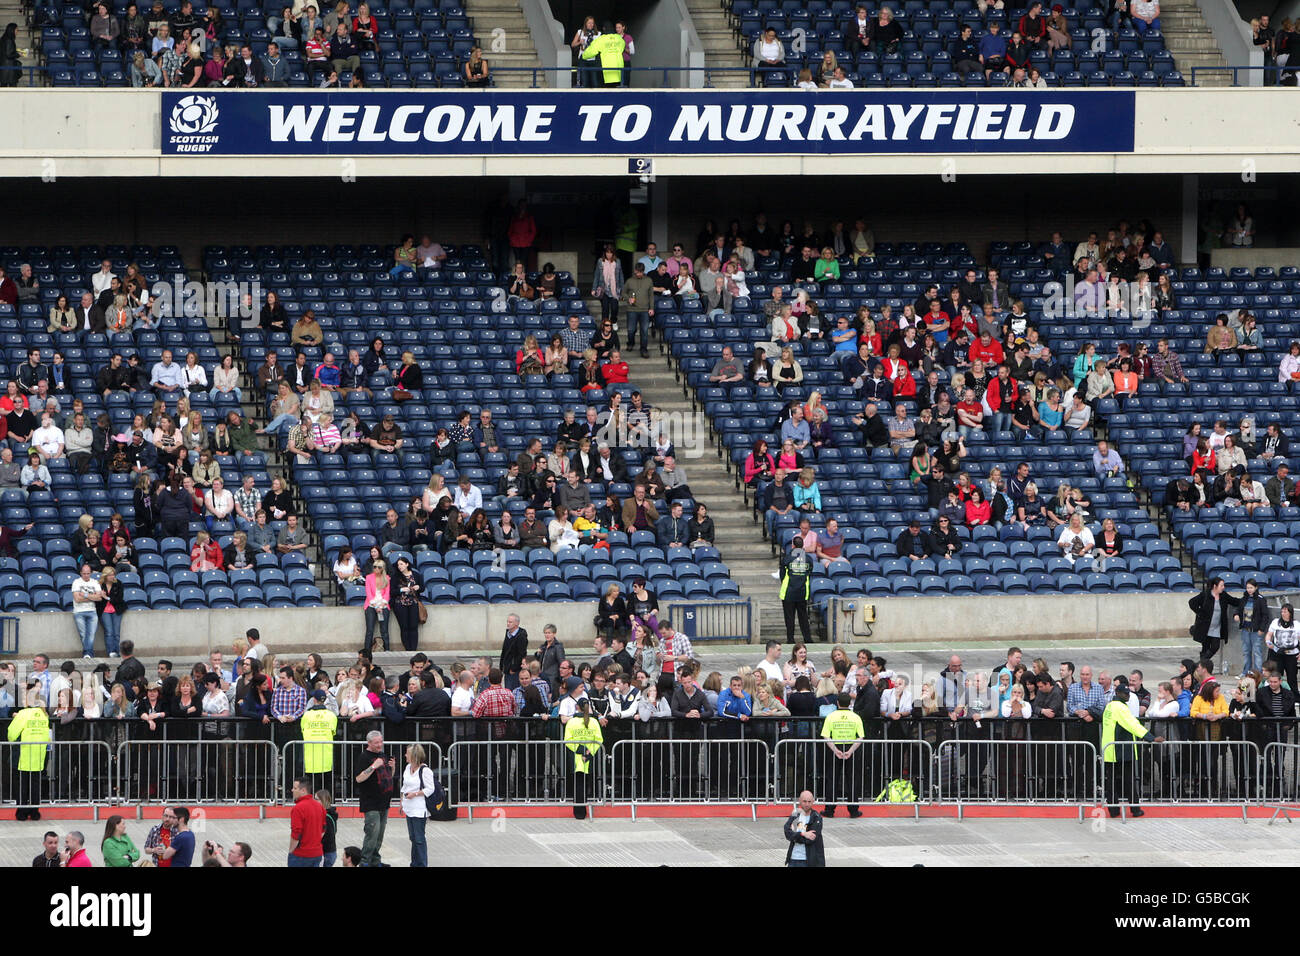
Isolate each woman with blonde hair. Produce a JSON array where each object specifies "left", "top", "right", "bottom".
[
  {"left": 754, "top": 680, "right": 790, "bottom": 716},
  {"left": 516, "top": 333, "right": 545, "bottom": 376},
  {"left": 421, "top": 473, "right": 449, "bottom": 513},
  {"left": 400, "top": 743, "right": 436, "bottom": 867},
  {"left": 364, "top": 558, "right": 391, "bottom": 651}
]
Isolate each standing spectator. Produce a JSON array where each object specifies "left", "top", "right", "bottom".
[
  {"left": 399, "top": 744, "right": 436, "bottom": 867},
  {"left": 784, "top": 791, "right": 825, "bottom": 867},
  {"left": 355, "top": 730, "right": 394, "bottom": 866},
  {"left": 288, "top": 777, "right": 325, "bottom": 867}
]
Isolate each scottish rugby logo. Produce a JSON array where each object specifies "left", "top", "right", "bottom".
[{"left": 167, "top": 95, "right": 220, "bottom": 152}]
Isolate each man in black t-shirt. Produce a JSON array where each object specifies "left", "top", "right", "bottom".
[{"left": 355, "top": 730, "right": 395, "bottom": 867}]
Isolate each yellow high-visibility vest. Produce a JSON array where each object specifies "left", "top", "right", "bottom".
[
  {"left": 299, "top": 706, "right": 338, "bottom": 774},
  {"left": 7, "top": 706, "right": 50, "bottom": 772}
]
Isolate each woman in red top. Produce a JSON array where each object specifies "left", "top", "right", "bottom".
[
  {"left": 190, "top": 530, "right": 223, "bottom": 571},
  {"left": 859, "top": 317, "right": 882, "bottom": 357},
  {"left": 0, "top": 380, "right": 25, "bottom": 415},
  {"left": 881, "top": 345, "right": 915, "bottom": 397},
  {"left": 100, "top": 513, "right": 131, "bottom": 553},
  {"left": 351, "top": 2, "right": 376, "bottom": 50},
  {"left": 965, "top": 486, "right": 992, "bottom": 526},
  {"left": 743, "top": 438, "right": 775, "bottom": 486},
  {"left": 1190, "top": 437, "right": 1216, "bottom": 475}
]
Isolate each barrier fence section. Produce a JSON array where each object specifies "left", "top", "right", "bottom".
[
  {"left": 1261, "top": 743, "right": 1300, "bottom": 822},
  {"left": 447, "top": 740, "right": 606, "bottom": 819},
  {"left": 773, "top": 738, "right": 933, "bottom": 818},
  {"left": 609, "top": 738, "right": 771, "bottom": 819},
  {"left": 281, "top": 739, "right": 443, "bottom": 806},
  {"left": 936, "top": 739, "right": 1099, "bottom": 818},
  {"left": 1101, "top": 740, "right": 1261, "bottom": 821},
  {"left": 0, "top": 740, "right": 113, "bottom": 807},
  {"left": 114, "top": 739, "right": 280, "bottom": 806}
]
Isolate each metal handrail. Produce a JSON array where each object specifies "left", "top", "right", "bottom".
[{"left": 1190, "top": 64, "right": 1291, "bottom": 86}]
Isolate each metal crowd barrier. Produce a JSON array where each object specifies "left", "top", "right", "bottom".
[
  {"left": 609, "top": 738, "right": 771, "bottom": 819},
  {"left": 1261, "top": 743, "right": 1300, "bottom": 822},
  {"left": 447, "top": 739, "right": 607, "bottom": 819},
  {"left": 936, "top": 739, "right": 1099, "bottom": 818},
  {"left": 1101, "top": 740, "right": 1260, "bottom": 821},
  {"left": 773, "top": 738, "right": 933, "bottom": 818},
  {"left": 281, "top": 739, "right": 443, "bottom": 806},
  {"left": 114, "top": 739, "right": 279, "bottom": 806},
  {"left": 0, "top": 740, "right": 113, "bottom": 807}
]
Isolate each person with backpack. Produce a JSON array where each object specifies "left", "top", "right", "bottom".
[{"left": 400, "top": 743, "right": 436, "bottom": 868}]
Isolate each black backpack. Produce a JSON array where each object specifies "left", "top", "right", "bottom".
[{"left": 421, "top": 765, "right": 457, "bottom": 822}]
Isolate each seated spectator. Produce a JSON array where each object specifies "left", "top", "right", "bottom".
[
  {"left": 772, "top": 348, "right": 804, "bottom": 395},
  {"left": 1056, "top": 513, "right": 1095, "bottom": 573},
  {"left": 751, "top": 27, "right": 785, "bottom": 75},
  {"left": 895, "top": 516, "right": 928, "bottom": 561},
  {"left": 548, "top": 506, "right": 580, "bottom": 553},
  {"left": 744, "top": 438, "right": 776, "bottom": 488},
  {"left": 1265, "top": 463, "right": 1295, "bottom": 508},
  {"left": 762, "top": 468, "right": 794, "bottom": 539},
  {"left": 190, "top": 530, "right": 223, "bottom": 571},
  {"left": 1063, "top": 393, "right": 1092, "bottom": 431},
  {"left": 885, "top": 402, "right": 916, "bottom": 456},
  {"left": 708, "top": 346, "right": 744, "bottom": 388},
  {"left": 1279, "top": 342, "right": 1300, "bottom": 390},
  {"left": 792, "top": 467, "right": 821, "bottom": 514},
  {"left": 1017, "top": 482, "right": 1047, "bottom": 529},
  {"left": 965, "top": 486, "right": 992, "bottom": 527},
  {"left": 1204, "top": 314, "right": 1237, "bottom": 366}
]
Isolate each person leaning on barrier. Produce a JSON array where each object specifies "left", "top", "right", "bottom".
[{"left": 1101, "top": 684, "right": 1163, "bottom": 818}]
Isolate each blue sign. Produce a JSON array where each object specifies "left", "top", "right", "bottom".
[{"left": 161, "top": 89, "right": 1135, "bottom": 156}]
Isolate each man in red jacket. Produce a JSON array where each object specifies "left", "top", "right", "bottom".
[
  {"left": 984, "top": 364, "right": 1020, "bottom": 433},
  {"left": 289, "top": 776, "right": 326, "bottom": 867},
  {"left": 968, "top": 330, "right": 1005, "bottom": 367},
  {"left": 600, "top": 348, "right": 630, "bottom": 385}
]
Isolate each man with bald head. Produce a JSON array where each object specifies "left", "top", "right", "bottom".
[{"left": 784, "top": 790, "right": 825, "bottom": 867}]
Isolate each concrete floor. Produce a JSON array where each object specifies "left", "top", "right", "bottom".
[{"left": 3, "top": 813, "right": 1293, "bottom": 868}]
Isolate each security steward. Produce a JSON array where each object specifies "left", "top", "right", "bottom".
[
  {"left": 564, "top": 697, "right": 604, "bottom": 820},
  {"left": 820, "top": 692, "right": 865, "bottom": 818},
  {"left": 779, "top": 534, "right": 813, "bottom": 644},
  {"left": 1101, "top": 683, "right": 1161, "bottom": 818},
  {"left": 300, "top": 689, "right": 339, "bottom": 794},
  {"left": 8, "top": 687, "right": 51, "bottom": 820}
]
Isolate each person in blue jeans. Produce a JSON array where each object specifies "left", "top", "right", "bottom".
[
  {"left": 1236, "top": 578, "right": 1268, "bottom": 677},
  {"left": 70, "top": 564, "right": 103, "bottom": 658},
  {"left": 400, "top": 744, "right": 435, "bottom": 868}
]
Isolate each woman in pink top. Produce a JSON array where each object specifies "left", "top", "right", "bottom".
[{"left": 364, "top": 560, "right": 391, "bottom": 652}]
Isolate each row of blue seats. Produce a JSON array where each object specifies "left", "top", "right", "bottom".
[
  {"left": 3, "top": 583, "right": 323, "bottom": 612},
  {"left": 48, "top": 66, "right": 480, "bottom": 87},
  {"left": 339, "top": 576, "right": 739, "bottom": 605},
  {"left": 811, "top": 569, "right": 1196, "bottom": 598},
  {"left": 757, "top": 69, "right": 1185, "bottom": 86}
]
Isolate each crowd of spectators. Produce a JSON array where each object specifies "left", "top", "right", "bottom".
[{"left": 61, "top": 0, "right": 492, "bottom": 88}]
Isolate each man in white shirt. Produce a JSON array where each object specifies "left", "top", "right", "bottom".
[
  {"left": 756, "top": 640, "right": 783, "bottom": 683},
  {"left": 827, "top": 66, "right": 854, "bottom": 88},
  {"left": 150, "top": 349, "right": 184, "bottom": 396},
  {"left": 452, "top": 476, "right": 482, "bottom": 520},
  {"left": 450, "top": 670, "right": 475, "bottom": 715},
  {"left": 31, "top": 414, "right": 65, "bottom": 460},
  {"left": 91, "top": 259, "right": 116, "bottom": 296},
  {"left": 70, "top": 565, "right": 103, "bottom": 659}
]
